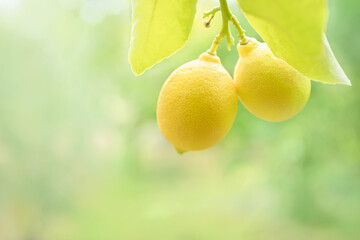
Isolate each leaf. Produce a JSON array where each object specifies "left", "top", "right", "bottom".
[
  {"left": 129, "top": 0, "right": 197, "bottom": 76},
  {"left": 237, "top": 0, "right": 351, "bottom": 85}
]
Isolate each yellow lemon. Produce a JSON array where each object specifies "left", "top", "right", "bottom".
[
  {"left": 234, "top": 38, "right": 311, "bottom": 122},
  {"left": 157, "top": 53, "right": 238, "bottom": 153}
]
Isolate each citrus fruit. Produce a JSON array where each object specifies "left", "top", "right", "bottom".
[
  {"left": 234, "top": 38, "right": 311, "bottom": 122},
  {"left": 157, "top": 53, "right": 238, "bottom": 153}
]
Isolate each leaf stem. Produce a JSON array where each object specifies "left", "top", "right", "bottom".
[
  {"left": 219, "top": 0, "right": 232, "bottom": 19},
  {"left": 206, "top": 0, "right": 248, "bottom": 55},
  {"left": 203, "top": 6, "right": 220, "bottom": 18}
]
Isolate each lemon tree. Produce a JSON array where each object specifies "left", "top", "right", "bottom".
[{"left": 128, "top": 0, "right": 351, "bottom": 152}]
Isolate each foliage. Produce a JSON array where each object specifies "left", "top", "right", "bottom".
[
  {"left": 239, "top": 0, "right": 350, "bottom": 85},
  {"left": 129, "top": 0, "right": 197, "bottom": 75},
  {"left": 129, "top": 0, "right": 351, "bottom": 85}
]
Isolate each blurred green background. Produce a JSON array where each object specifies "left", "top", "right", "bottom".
[{"left": 0, "top": 0, "right": 359, "bottom": 239}]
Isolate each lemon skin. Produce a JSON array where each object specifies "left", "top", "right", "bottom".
[
  {"left": 157, "top": 53, "right": 238, "bottom": 153},
  {"left": 234, "top": 38, "right": 311, "bottom": 122}
]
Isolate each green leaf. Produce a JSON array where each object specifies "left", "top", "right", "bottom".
[
  {"left": 129, "top": 0, "right": 197, "bottom": 76},
  {"left": 237, "top": 0, "right": 351, "bottom": 85}
]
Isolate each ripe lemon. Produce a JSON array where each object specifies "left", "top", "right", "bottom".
[
  {"left": 234, "top": 38, "right": 311, "bottom": 122},
  {"left": 157, "top": 53, "right": 238, "bottom": 153}
]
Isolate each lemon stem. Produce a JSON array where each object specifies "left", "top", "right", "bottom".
[
  {"left": 207, "top": 0, "right": 248, "bottom": 55},
  {"left": 231, "top": 15, "right": 248, "bottom": 45}
]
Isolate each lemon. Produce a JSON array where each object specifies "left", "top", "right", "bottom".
[
  {"left": 234, "top": 38, "right": 311, "bottom": 122},
  {"left": 157, "top": 53, "right": 238, "bottom": 153}
]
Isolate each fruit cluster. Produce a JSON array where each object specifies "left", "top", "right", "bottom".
[{"left": 157, "top": 38, "right": 311, "bottom": 153}]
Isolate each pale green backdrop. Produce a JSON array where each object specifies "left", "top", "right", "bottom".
[{"left": 0, "top": 0, "right": 359, "bottom": 239}]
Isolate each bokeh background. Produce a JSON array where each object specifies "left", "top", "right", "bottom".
[{"left": 0, "top": 0, "right": 359, "bottom": 239}]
